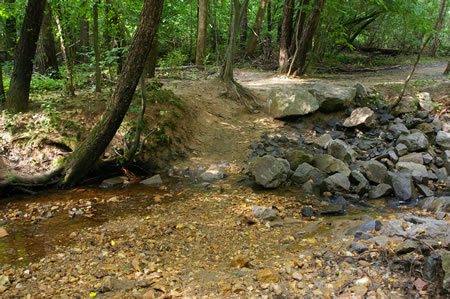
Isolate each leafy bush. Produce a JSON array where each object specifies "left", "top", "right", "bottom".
[{"left": 30, "top": 73, "right": 64, "bottom": 91}]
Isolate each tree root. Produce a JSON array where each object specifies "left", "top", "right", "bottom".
[
  {"left": 0, "top": 165, "right": 64, "bottom": 188},
  {"left": 221, "top": 78, "right": 260, "bottom": 112}
]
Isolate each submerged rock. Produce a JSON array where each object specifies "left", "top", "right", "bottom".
[
  {"left": 140, "top": 174, "right": 163, "bottom": 187},
  {"left": 100, "top": 177, "right": 125, "bottom": 188}
]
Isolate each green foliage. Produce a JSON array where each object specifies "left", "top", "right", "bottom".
[
  {"left": 30, "top": 73, "right": 65, "bottom": 92},
  {"left": 147, "top": 88, "right": 185, "bottom": 111}
]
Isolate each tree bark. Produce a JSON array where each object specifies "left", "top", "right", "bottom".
[
  {"left": 288, "top": 0, "right": 325, "bottom": 76},
  {"left": 288, "top": 0, "right": 309, "bottom": 59},
  {"left": 430, "top": 0, "right": 446, "bottom": 57},
  {"left": 145, "top": 36, "right": 159, "bottom": 78},
  {"left": 55, "top": 13, "right": 75, "bottom": 96},
  {"left": 4, "top": 0, "right": 17, "bottom": 58},
  {"left": 62, "top": 0, "right": 164, "bottom": 188},
  {"left": 444, "top": 61, "right": 450, "bottom": 75},
  {"left": 279, "top": 0, "right": 294, "bottom": 73},
  {"left": 37, "top": 3, "right": 59, "bottom": 76},
  {"left": 266, "top": 0, "right": 272, "bottom": 56},
  {"left": 93, "top": 1, "right": 102, "bottom": 93},
  {"left": 240, "top": 0, "right": 248, "bottom": 48},
  {"left": 5, "top": 0, "right": 46, "bottom": 113},
  {"left": 80, "top": 10, "right": 90, "bottom": 62},
  {"left": 195, "top": 0, "right": 208, "bottom": 65},
  {"left": 247, "top": 0, "right": 268, "bottom": 56},
  {"left": 0, "top": 61, "right": 5, "bottom": 105}
]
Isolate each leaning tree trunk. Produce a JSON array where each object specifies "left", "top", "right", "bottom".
[
  {"left": 247, "top": 0, "right": 268, "bottom": 56},
  {"left": 287, "top": 0, "right": 325, "bottom": 76},
  {"left": 6, "top": 0, "right": 46, "bottom": 113},
  {"left": 444, "top": 61, "right": 450, "bottom": 75},
  {"left": 62, "top": 0, "right": 164, "bottom": 188},
  {"left": 195, "top": 0, "right": 208, "bottom": 65},
  {"left": 279, "top": 0, "right": 294, "bottom": 73}
]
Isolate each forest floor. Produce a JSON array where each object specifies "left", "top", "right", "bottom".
[{"left": 0, "top": 61, "right": 449, "bottom": 298}]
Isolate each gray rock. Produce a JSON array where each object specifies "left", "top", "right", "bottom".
[
  {"left": 436, "top": 131, "right": 450, "bottom": 150},
  {"left": 361, "top": 160, "right": 388, "bottom": 184},
  {"left": 302, "top": 181, "right": 316, "bottom": 194},
  {"left": 391, "top": 173, "right": 417, "bottom": 201},
  {"left": 398, "top": 152, "right": 423, "bottom": 164},
  {"left": 427, "top": 197, "right": 450, "bottom": 213},
  {"left": 252, "top": 206, "right": 278, "bottom": 221},
  {"left": 308, "top": 82, "right": 356, "bottom": 113},
  {"left": 423, "top": 153, "right": 433, "bottom": 165},
  {"left": 445, "top": 150, "right": 450, "bottom": 173},
  {"left": 199, "top": 167, "right": 225, "bottom": 182},
  {"left": 313, "top": 154, "right": 351, "bottom": 176},
  {"left": 321, "top": 173, "right": 351, "bottom": 192},
  {"left": 402, "top": 216, "right": 450, "bottom": 244},
  {"left": 327, "top": 139, "right": 357, "bottom": 163},
  {"left": 369, "top": 184, "right": 392, "bottom": 199},
  {"left": 353, "top": 82, "right": 368, "bottom": 99},
  {"left": 392, "top": 96, "right": 418, "bottom": 116},
  {"left": 349, "top": 242, "right": 368, "bottom": 253},
  {"left": 343, "top": 107, "right": 375, "bottom": 128},
  {"left": 292, "top": 163, "right": 327, "bottom": 185},
  {"left": 395, "top": 143, "right": 408, "bottom": 156},
  {"left": 397, "top": 132, "right": 429, "bottom": 152},
  {"left": 442, "top": 251, "right": 450, "bottom": 293},
  {"left": 417, "top": 92, "right": 434, "bottom": 112},
  {"left": 417, "top": 184, "right": 434, "bottom": 197},
  {"left": 284, "top": 150, "right": 313, "bottom": 171},
  {"left": 314, "top": 134, "right": 332, "bottom": 148},
  {"left": 415, "top": 123, "right": 434, "bottom": 135},
  {"left": 389, "top": 123, "right": 409, "bottom": 137},
  {"left": 266, "top": 88, "right": 320, "bottom": 118},
  {"left": 100, "top": 176, "right": 125, "bottom": 188},
  {"left": 350, "top": 170, "right": 370, "bottom": 194},
  {"left": 346, "top": 219, "right": 382, "bottom": 235},
  {"left": 140, "top": 174, "right": 163, "bottom": 187},
  {"left": 397, "top": 162, "right": 428, "bottom": 176},
  {"left": 250, "top": 155, "right": 290, "bottom": 188},
  {"left": 388, "top": 150, "right": 399, "bottom": 163},
  {"left": 301, "top": 207, "right": 314, "bottom": 217},
  {"left": 318, "top": 204, "right": 345, "bottom": 216}
]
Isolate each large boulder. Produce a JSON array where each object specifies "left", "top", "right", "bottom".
[
  {"left": 327, "top": 139, "right": 357, "bottom": 163},
  {"left": 320, "top": 173, "right": 351, "bottom": 192},
  {"left": 250, "top": 155, "right": 290, "bottom": 188},
  {"left": 350, "top": 170, "right": 370, "bottom": 194},
  {"left": 391, "top": 173, "right": 417, "bottom": 201},
  {"left": 391, "top": 96, "right": 418, "bottom": 116},
  {"left": 308, "top": 82, "right": 356, "bottom": 113},
  {"left": 397, "top": 132, "right": 429, "bottom": 152},
  {"left": 398, "top": 153, "right": 423, "bottom": 164},
  {"left": 343, "top": 107, "right": 375, "bottom": 128},
  {"left": 284, "top": 150, "right": 313, "bottom": 170},
  {"left": 436, "top": 131, "right": 450, "bottom": 150},
  {"left": 266, "top": 88, "right": 319, "bottom": 118},
  {"left": 313, "top": 154, "right": 351, "bottom": 176},
  {"left": 292, "top": 163, "right": 327, "bottom": 185},
  {"left": 361, "top": 160, "right": 389, "bottom": 184}
]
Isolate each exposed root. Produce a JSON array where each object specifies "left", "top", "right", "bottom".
[
  {"left": 221, "top": 78, "right": 260, "bottom": 112},
  {"left": 0, "top": 165, "right": 64, "bottom": 188}
]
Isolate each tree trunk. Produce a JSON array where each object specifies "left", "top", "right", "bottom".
[
  {"left": 37, "top": 3, "right": 59, "bottom": 77},
  {"left": 5, "top": 0, "right": 17, "bottom": 58},
  {"left": 247, "top": 0, "right": 268, "bottom": 56},
  {"left": 430, "top": 0, "right": 446, "bottom": 57},
  {"left": 279, "top": 0, "right": 294, "bottom": 73},
  {"left": 240, "top": 0, "right": 248, "bottom": 48},
  {"left": 265, "top": 0, "right": 272, "bottom": 56},
  {"left": 444, "top": 61, "right": 450, "bottom": 75},
  {"left": 288, "top": 0, "right": 309, "bottom": 58},
  {"left": 93, "top": 1, "right": 102, "bottom": 93},
  {"left": 55, "top": 13, "right": 75, "bottom": 96},
  {"left": 80, "top": 10, "right": 90, "bottom": 62},
  {"left": 0, "top": 61, "right": 5, "bottom": 105},
  {"left": 288, "top": 0, "right": 325, "bottom": 76},
  {"left": 62, "top": 0, "right": 164, "bottom": 188},
  {"left": 5, "top": 0, "right": 46, "bottom": 113},
  {"left": 145, "top": 36, "right": 159, "bottom": 78},
  {"left": 195, "top": 0, "right": 208, "bottom": 65}
]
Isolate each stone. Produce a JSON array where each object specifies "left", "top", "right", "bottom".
[
  {"left": 199, "top": 167, "right": 225, "bottom": 182},
  {"left": 391, "top": 173, "right": 417, "bottom": 202},
  {"left": 417, "top": 184, "right": 434, "bottom": 197},
  {"left": 361, "top": 160, "right": 388, "bottom": 184},
  {"left": 308, "top": 82, "right": 356, "bottom": 113},
  {"left": 301, "top": 207, "right": 314, "bottom": 217},
  {"left": 417, "top": 92, "right": 434, "bottom": 112},
  {"left": 314, "top": 134, "right": 332, "bottom": 148},
  {"left": 436, "top": 131, "right": 450, "bottom": 150},
  {"left": 388, "top": 123, "right": 409, "bottom": 137},
  {"left": 100, "top": 176, "right": 125, "bottom": 188},
  {"left": 346, "top": 219, "right": 382, "bottom": 235},
  {"left": 423, "top": 255, "right": 440, "bottom": 282},
  {"left": 250, "top": 155, "right": 290, "bottom": 188},
  {"left": 397, "top": 162, "right": 428, "bottom": 177},
  {"left": 353, "top": 82, "right": 368, "bottom": 99},
  {"left": 302, "top": 181, "right": 316, "bottom": 194},
  {"left": 252, "top": 206, "right": 278, "bottom": 221},
  {"left": 395, "top": 143, "right": 408, "bottom": 156},
  {"left": 442, "top": 251, "right": 450, "bottom": 292},
  {"left": 327, "top": 139, "right": 357, "bottom": 163},
  {"left": 266, "top": 88, "right": 319, "bottom": 118},
  {"left": 313, "top": 154, "right": 351, "bottom": 176},
  {"left": 423, "top": 153, "right": 433, "bottom": 165},
  {"left": 415, "top": 123, "right": 434, "bottom": 135},
  {"left": 368, "top": 184, "right": 392, "bottom": 199},
  {"left": 0, "top": 228, "right": 8, "bottom": 238},
  {"left": 284, "top": 150, "right": 313, "bottom": 170},
  {"left": 100, "top": 277, "right": 134, "bottom": 292},
  {"left": 350, "top": 242, "right": 368, "bottom": 253},
  {"left": 140, "top": 174, "right": 163, "bottom": 187},
  {"left": 427, "top": 197, "right": 450, "bottom": 213},
  {"left": 392, "top": 96, "right": 418, "bottom": 116},
  {"left": 398, "top": 153, "right": 423, "bottom": 164},
  {"left": 292, "top": 163, "right": 327, "bottom": 185},
  {"left": 320, "top": 173, "right": 351, "bottom": 192},
  {"left": 343, "top": 107, "right": 375, "bottom": 128},
  {"left": 318, "top": 204, "right": 345, "bottom": 216},
  {"left": 444, "top": 150, "right": 450, "bottom": 173},
  {"left": 388, "top": 150, "right": 399, "bottom": 163},
  {"left": 350, "top": 170, "right": 370, "bottom": 194},
  {"left": 255, "top": 269, "right": 279, "bottom": 283},
  {"left": 231, "top": 255, "right": 250, "bottom": 268},
  {"left": 397, "top": 132, "right": 429, "bottom": 152}
]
